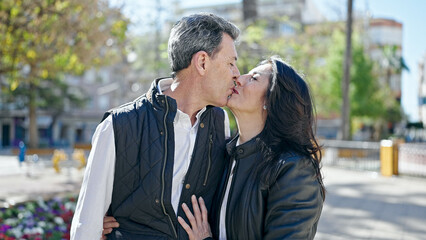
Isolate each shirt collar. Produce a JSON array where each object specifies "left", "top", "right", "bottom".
[
  {"left": 157, "top": 78, "right": 173, "bottom": 94},
  {"left": 175, "top": 107, "right": 207, "bottom": 126}
]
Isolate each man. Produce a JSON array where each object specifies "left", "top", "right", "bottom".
[{"left": 70, "top": 13, "right": 240, "bottom": 239}]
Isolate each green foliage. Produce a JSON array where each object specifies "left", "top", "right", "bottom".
[
  {"left": 320, "top": 30, "right": 345, "bottom": 114},
  {"left": 0, "top": 0, "right": 129, "bottom": 147},
  {"left": 351, "top": 40, "right": 383, "bottom": 118},
  {"left": 236, "top": 20, "right": 268, "bottom": 74},
  {"left": 323, "top": 29, "right": 402, "bottom": 124},
  {"left": 380, "top": 45, "right": 410, "bottom": 74},
  {"left": 129, "top": 34, "right": 170, "bottom": 80},
  {"left": 235, "top": 19, "right": 404, "bottom": 139},
  {"left": 0, "top": 0, "right": 129, "bottom": 91},
  {"left": 222, "top": 107, "right": 237, "bottom": 136},
  {"left": 0, "top": 195, "right": 77, "bottom": 239}
]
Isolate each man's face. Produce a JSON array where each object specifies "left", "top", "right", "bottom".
[{"left": 203, "top": 33, "right": 240, "bottom": 107}]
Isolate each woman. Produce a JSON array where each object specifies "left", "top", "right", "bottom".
[{"left": 178, "top": 56, "right": 325, "bottom": 240}]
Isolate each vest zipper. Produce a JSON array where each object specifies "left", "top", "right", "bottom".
[
  {"left": 203, "top": 134, "right": 213, "bottom": 186},
  {"left": 160, "top": 97, "right": 178, "bottom": 238}
]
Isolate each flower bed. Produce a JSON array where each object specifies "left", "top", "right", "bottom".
[{"left": 0, "top": 195, "right": 76, "bottom": 240}]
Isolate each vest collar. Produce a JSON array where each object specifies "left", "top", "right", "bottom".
[{"left": 146, "top": 78, "right": 178, "bottom": 113}]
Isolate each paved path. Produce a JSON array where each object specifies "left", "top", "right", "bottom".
[
  {"left": 317, "top": 166, "right": 426, "bottom": 240},
  {"left": 0, "top": 155, "right": 83, "bottom": 207},
  {"left": 1, "top": 155, "right": 426, "bottom": 239},
  {"left": 0, "top": 155, "right": 24, "bottom": 176}
]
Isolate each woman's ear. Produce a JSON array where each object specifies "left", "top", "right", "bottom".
[{"left": 192, "top": 51, "right": 209, "bottom": 76}]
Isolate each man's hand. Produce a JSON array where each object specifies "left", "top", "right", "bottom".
[
  {"left": 101, "top": 216, "right": 119, "bottom": 240},
  {"left": 178, "top": 195, "right": 212, "bottom": 240}
]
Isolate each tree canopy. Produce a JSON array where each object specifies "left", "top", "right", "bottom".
[
  {"left": 0, "top": 0, "right": 128, "bottom": 147},
  {"left": 235, "top": 19, "right": 403, "bottom": 139}
]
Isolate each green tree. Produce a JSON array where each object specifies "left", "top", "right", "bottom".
[
  {"left": 236, "top": 20, "right": 268, "bottom": 74},
  {"left": 0, "top": 0, "right": 128, "bottom": 147},
  {"left": 379, "top": 44, "right": 409, "bottom": 101},
  {"left": 236, "top": 19, "right": 400, "bottom": 140},
  {"left": 322, "top": 30, "right": 401, "bottom": 139},
  {"left": 236, "top": 19, "right": 335, "bottom": 117},
  {"left": 129, "top": 34, "right": 170, "bottom": 82}
]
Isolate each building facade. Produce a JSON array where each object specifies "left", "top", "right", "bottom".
[
  {"left": 1, "top": 0, "right": 327, "bottom": 149},
  {"left": 0, "top": 2, "right": 409, "bottom": 147},
  {"left": 175, "top": 0, "right": 325, "bottom": 33},
  {"left": 0, "top": 63, "right": 147, "bottom": 149},
  {"left": 367, "top": 18, "right": 403, "bottom": 102}
]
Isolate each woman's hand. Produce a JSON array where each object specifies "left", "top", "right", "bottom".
[
  {"left": 101, "top": 216, "right": 119, "bottom": 240},
  {"left": 178, "top": 195, "right": 212, "bottom": 240}
]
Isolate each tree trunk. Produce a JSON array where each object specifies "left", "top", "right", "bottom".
[
  {"left": 243, "top": 0, "right": 257, "bottom": 24},
  {"left": 339, "top": 0, "right": 353, "bottom": 140},
  {"left": 155, "top": 0, "right": 161, "bottom": 75},
  {"left": 29, "top": 81, "right": 39, "bottom": 148}
]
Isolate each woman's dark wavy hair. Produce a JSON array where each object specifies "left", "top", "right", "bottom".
[{"left": 257, "top": 56, "right": 325, "bottom": 198}]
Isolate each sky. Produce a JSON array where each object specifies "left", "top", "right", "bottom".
[{"left": 113, "top": 0, "right": 426, "bottom": 122}]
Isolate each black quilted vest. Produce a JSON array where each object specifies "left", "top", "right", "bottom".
[{"left": 102, "top": 79, "right": 227, "bottom": 239}]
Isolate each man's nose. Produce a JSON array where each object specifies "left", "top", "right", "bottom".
[{"left": 232, "top": 65, "right": 240, "bottom": 79}]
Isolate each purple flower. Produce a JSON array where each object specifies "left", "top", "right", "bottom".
[
  {"left": 0, "top": 195, "right": 78, "bottom": 239},
  {"left": 25, "top": 219, "right": 35, "bottom": 228},
  {"left": 0, "top": 224, "right": 12, "bottom": 232}
]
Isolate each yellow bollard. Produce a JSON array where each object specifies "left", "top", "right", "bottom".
[
  {"left": 380, "top": 140, "right": 395, "bottom": 177},
  {"left": 72, "top": 149, "right": 86, "bottom": 170},
  {"left": 52, "top": 149, "right": 67, "bottom": 173},
  {"left": 392, "top": 139, "right": 405, "bottom": 175}
]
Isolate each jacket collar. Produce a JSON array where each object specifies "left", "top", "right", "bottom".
[{"left": 226, "top": 132, "right": 262, "bottom": 160}]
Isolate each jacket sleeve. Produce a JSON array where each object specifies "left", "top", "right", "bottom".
[{"left": 263, "top": 155, "right": 324, "bottom": 240}]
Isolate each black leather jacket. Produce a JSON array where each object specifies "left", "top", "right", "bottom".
[{"left": 210, "top": 134, "right": 324, "bottom": 240}]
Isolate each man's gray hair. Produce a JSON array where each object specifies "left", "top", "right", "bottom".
[{"left": 168, "top": 13, "right": 240, "bottom": 74}]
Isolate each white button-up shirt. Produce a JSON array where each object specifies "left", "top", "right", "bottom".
[
  {"left": 71, "top": 79, "right": 230, "bottom": 239},
  {"left": 219, "top": 138, "right": 239, "bottom": 240}
]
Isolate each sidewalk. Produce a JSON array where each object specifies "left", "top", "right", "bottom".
[
  {"left": 317, "top": 166, "right": 426, "bottom": 240},
  {"left": 0, "top": 155, "right": 84, "bottom": 207},
  {"left": 1, "top": 156, "right": 426, "bottom": 239}
]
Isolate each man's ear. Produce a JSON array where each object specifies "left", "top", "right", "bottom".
[{"left": 192, "top": 51, "right": 209, "bottom": 76}]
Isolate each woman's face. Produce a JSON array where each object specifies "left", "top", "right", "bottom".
[{"left": 227, "top": 63, "right": 272, "bottom": 113}]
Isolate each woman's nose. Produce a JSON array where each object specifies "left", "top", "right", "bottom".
[{"left": 235, "top": 74, "right": 249, "bottom": 86}]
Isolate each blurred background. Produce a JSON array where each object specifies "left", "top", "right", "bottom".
[
  {"left": 1, "top": 0, "right": 426, "bottom": 150},
  {"left": 0, "top": 0, "right": 426, "bottom": 239}
]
